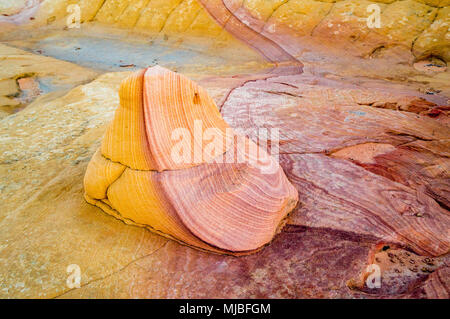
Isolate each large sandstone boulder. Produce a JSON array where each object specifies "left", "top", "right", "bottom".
[{"left": 0, "top": 0, "right": 448, "bottom": 299}]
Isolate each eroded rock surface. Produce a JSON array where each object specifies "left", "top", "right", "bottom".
[
  {"left": 0, "top": 0, "right": 448, "bottom": 299},
  {"left": 0, "top": 44, "right": 97, "bottom": 118},
  {"left": 348, "top": 244, "right": 446, "bottom": 297}
]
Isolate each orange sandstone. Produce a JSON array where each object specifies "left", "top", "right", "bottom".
[{"left": 84, "top": 66, "right": 298, "bottom": 254}]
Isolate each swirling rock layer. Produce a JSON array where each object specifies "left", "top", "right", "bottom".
[
  {"left": 221, "top": 74, "right": 450, "bottom": 257},
  {"left": 2, "top": 0, "right": 449, "bottom": 64},
  {"left": 0, "top": 56, "right": 448, "bottom": 297},
  {"left": 0, "top": 0, "right": 448, "bottom": 299},
  {"left": 84, "top": 67, "right": 298, "bottom": 254}
]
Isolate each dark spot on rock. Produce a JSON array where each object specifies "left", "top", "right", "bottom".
[
  {"left": 47, "top": 16, "right": 56, "bottom": 24},
  {"left": 421, "top": 267, "right": 433, "bottom": 273},
  {"left": 193, "top": 92, "right": 200, "bottom": 104},
  {"left": 369, "top": 45, "right": 386, "bottom": 59}
]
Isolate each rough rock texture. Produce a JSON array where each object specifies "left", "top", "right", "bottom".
[
  {"left": 57, "top": 226, "right": 377, "bottom": 298},
  {"left": 0, "top": 0, "right": 449, "bottom": 299},
  {"left": 207, "top": 0, "right": 450, "bottom": 63},
  {"left": 0, "top": 51, "right": 448, "bottom": 297},
  {"left": 2, "top": 0, "right": 449, "bottom": 63},
  {"left": 0, "top": 44, "right": 97, "bottom": 118},
  {"left": 220, "top": 74, "right": 450, "bottom": 256},
  {"left": 348, "top": 244, "right": 447, "bottom": 297}
]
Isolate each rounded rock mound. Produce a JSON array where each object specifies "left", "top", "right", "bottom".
[{"left": 84, "top": 66, "right": 298, "bottom": 254}]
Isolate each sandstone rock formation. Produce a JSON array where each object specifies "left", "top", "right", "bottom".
[
  {"left": 0, "top": 44, "right": 97, "bottom": 118},
  {"left": 84, "top": 66, "right": 298, "bottom": 254},
  {"left": 0, "top": 0, "right": 448, "bottom": 299},
  {"left": 2, "top": 0, "right": 448, "bottom": 62}
]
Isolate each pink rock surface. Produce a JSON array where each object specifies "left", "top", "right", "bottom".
[
  {"left": 220, "top": 73, "right": 449, "bottom": 258},
  {"left": 58, "top": 226, "right": 376, "bottom": 298},
  {"left": 1, "top": 0, "right": 448, "bottom": 299}
]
